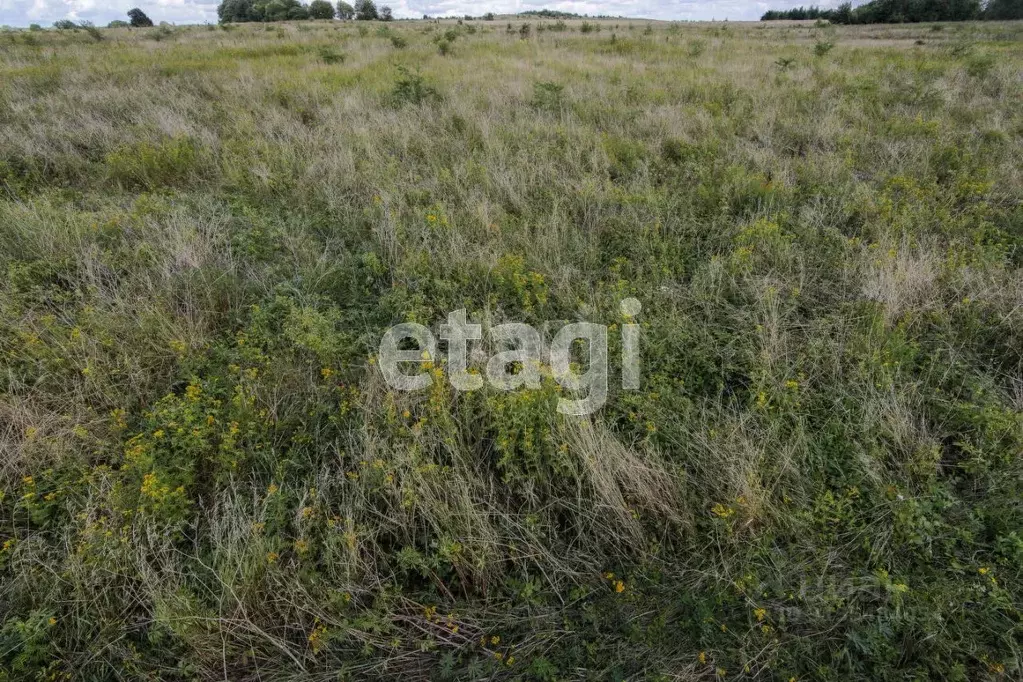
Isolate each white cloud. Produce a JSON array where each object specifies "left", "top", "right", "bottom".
[
  {"left": 1, "top": 0, "right": 219, "bottom": 25},
  {"left": 0, "top": 0, "right": 843, "bottom": 27}
]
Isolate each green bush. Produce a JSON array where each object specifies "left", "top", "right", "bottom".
[
  {"left": 531, "top": 81, "right": 565, "bottom": 112},
  {"left": 965, "top": 52, "right": 996, "bottom": 78},
  {"left": 814, "top": 39, "right": 835, "bottom": 56},
  {"left": 318, "top": 46, "right": 345, "bottom": 63},
  {"left": 390, "top": 66, "right": 439, "bottom": 105}
]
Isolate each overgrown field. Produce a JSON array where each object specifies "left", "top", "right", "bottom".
[{"left": 1, "top": 17, "right": 1022, "bottom": 680}]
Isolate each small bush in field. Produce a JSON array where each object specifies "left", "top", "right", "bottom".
[
  {"left": 776, "top": 56, "right": 796, "bottom": 71},
  {"left": 390, "top": 66, "right": 439, "bottom": 106},
  {"left": 580, "top": 21, "right": 599, "bottom": 33},
  {"left": 965, "top": 52, "right": 996, "bottom": 79},
  {"left": 318, "top": 46, "right": 345, "bottom": 63},
  {"left": 531, "top": 81, "right": 565, "bottom": 112},
  {"left": 437, "top": 38, "right": 451, "bottom": 55},
  {"left": 813, "top": 40, "right": 834, "bottom": 57},
  {"left": 390, "top": 34, "right": 407, "bottom": 48},
  {"left": 151, "top": 24, "right": 174, "bottom": 41}
]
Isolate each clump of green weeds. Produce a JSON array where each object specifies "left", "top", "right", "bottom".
[
  {"left": 390, "top": 66, "right": 439, "bottom": 106},
  {"left": 318, "top": 46, "right": 345, "bottom": 64},
  {"left": 531, "top": 81, "right": 565, "bottom": 112}
]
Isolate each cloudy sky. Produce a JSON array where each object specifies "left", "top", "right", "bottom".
[{"left": 0, "top": 0, "right": 846, "bottom": 27}]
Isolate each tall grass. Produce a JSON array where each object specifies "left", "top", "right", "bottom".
[{"left": 1, "top": 18, "right": 1022, "bottom": 681}]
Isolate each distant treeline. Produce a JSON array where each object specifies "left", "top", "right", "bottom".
[
  {"left": 519, "top": 10, "right": 622, "bottom": 18},
  {"left": 218, "top": 0, "right": 391, "bottom": 23},
  {"left": 761, "top": 0, "right": 1022, "bottom": 22},
  {"left": 520, "top": 10, "right": 583, "bottom": 18}
]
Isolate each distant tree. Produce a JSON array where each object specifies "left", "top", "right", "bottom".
[
  {"left": 337, "top": 1, "right": 354, "bottom": 19},
  {"left": 354, "top": 0, "right": 378, "bottom": 20},
  {"left": 107, "top": 19, "right": 129, "bottom": 27},
  {"left": 309, "top": 0, "right": 335, "bottom": 18},
  {"left": 28, "top": 23, "right": 42, "bottom": 30},
  {"left": 761, "top": 0, "right": 982, "bottom": 23},
  {"left": 53, "top": 19, "right": 77, "bottom": 29},
  {"left": 985, "top": 0, "right": 1023, "bottom": 18},
  {"left": 483, "top": 12, "right": 495, "bottom": 20},
  {"left": 260, "top": 0, "right": 303, "bottom": 21},
  {"left": 217, "top": 0, "right": 253, "bottom": 22},
  {"left": 380, "top": 5, "right": 393, "bottom": 20},
  {"left": 831, "top": 2, "right": 852, "bottom": 23},
  {"left": 127, "top": 8, "right": 154, "bottom": 27}
]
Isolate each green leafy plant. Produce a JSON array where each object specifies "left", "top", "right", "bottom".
[
  {"left": 814, "top": 39, "right": 835, "bottom": 56},
  {"left": 390, "top": 66, "right": 439, "bottom": 105},
  {"left": 531, "top": 81, "right": 565, "bottom": 112}
]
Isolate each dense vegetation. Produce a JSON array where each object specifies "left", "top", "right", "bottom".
[
  {"left": 217, "top": 0, "right": 392, "bottom": 23},
  {"left": 762, "top": 0, "right": 1022, "bottom": 22},
  {"left": 1, "top": 17, "right": 1022, "bottom": 681},
  {"left": 127, "top": 7, "right": 154, "bottom": 27}
]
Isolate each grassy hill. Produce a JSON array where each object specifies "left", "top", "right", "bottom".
[{"left": 1, "top": 18, "right": 1022, "bottom": 680}]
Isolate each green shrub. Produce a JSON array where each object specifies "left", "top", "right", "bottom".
[
  {"left": 390, "top": 66, "right": 439, "bottom": 105},
  {"left": 965, "top": 52, "right": 996, "bottom": 78},
  {"left": 318, "top": 46, "right": 345, "bottom": 63},
  {"left": 814, "top": 39, "right": 835, "bottom": 56},
  {"left": 531, "top": 81, "right": 565, "bottom": 112},
  {"left": 776, "top": 56, "right": 796, "bottom": 70},
  {"left": 151, "top": 24, "right": 174, "bottom": 41}
]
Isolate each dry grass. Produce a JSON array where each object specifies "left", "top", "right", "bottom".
[{"left": 1, "top": 16, "right": 1022, "bottom": 681}]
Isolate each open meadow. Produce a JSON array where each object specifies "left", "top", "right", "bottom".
[{"left": 1, "top": 16, "right": 1023, "bottom": 680}]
